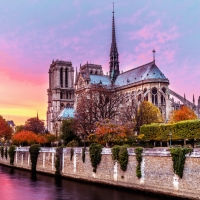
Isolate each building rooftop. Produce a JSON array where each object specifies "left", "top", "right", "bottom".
[
  {"left": 57, "top": 107, "right": 74, "bottom": 119},
  {"left": 114, "top": 61, "right": 169, "bottom": 87},
  {"left": 90, "top": 74, "right": 111, "bottom": 85}
]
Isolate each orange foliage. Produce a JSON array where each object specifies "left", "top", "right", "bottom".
[
  {"left": 12, "top": 131, "right": 56, "bottom": 145},
  {"left": 12, "top": 130, "right": 38, "bottom": 145},
  {"left": 90, "top": 119, "right": 133, "bottom": 145},
  {"left": 0, "top": 115, "right": 13, "bottom": 140},
  {"left": 37, "top": 135, "right": 47, "bottom": 144},
  {"left": 170, "top": 105, "right": 197, "bottom": 123}
]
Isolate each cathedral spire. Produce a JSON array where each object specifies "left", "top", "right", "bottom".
[
  {"left": 85, "top": 61, "right": 90, "bottom": 80},
  {"left": 109, "top": 3, "right": 119, "bottom": 82},
  {"left": 75, "top": 66, "right": 78, "bottom": 81},
  {"left": 193, "top": 94, "right": 195, "bottom": 104}
]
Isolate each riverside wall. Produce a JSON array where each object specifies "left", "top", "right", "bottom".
[{"left": 1, "top": 147, "right": 200, "bottom": 199}]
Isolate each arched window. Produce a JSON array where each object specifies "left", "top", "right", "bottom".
[
  {"left": 65, "top": 68, "right": 68, "bottom": 87},
  {"left": 161, "top": 95, "right": 165, "bottom": 105},
  {"left": 60, "top": 68, "right": 63, "bottom": 87},
  {"left": 152, "top": 87, "right": 158, "bottom": 105},
  {"left": 60, "top": 92, "right": 63, "bottom": 99},
  {"left": 162, "top": 87, "right": 166, "bottom": 94}
]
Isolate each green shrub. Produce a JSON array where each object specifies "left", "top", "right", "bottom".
[
  {"left": 5, "top": 147, "right": 8, "bottom": 160},
  {"left": 111, "top": 145, "right": 120, "bottom": 161},
  {"left": 89, "top": 143, "right": 103, "bottom": 173},
  {"left": 140, "top": 120, "right": 200, "bottom": 141},
  {"left": 170, "top": 147, "right": 193, "bottom": 178},
  {"left": 0, "top": 147, "right": 4, "bottom": 159},
  {"left": 70, "top": 148, "right": 74, "bottom": 161},
  {"left": 134, "top": 147, "right": 143, "bottom": 178},
  {"left": 118, "top": 146, "right": 129, "bottom": 171},
  {"left": 66, "top": 140, "right": 79, "bottom": 147},
  {"left": 55, "top": 147, "right": 63, "bottom": 176},
  {"left": 29, "top": 144, "right": 40, "bottom": 172},
  {"left": 82, "top": 147, "right": 86, "bottom": 163},
  {"left": 8, "top": 145, "right": 16, "bottom": 165}
]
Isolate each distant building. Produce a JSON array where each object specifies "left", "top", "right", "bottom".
[
  {"left": 47, "top": 9, "right": 200, "bottom": 135},
  {"left": 7, "top": 120, "right": 15, "bottom": 132}
]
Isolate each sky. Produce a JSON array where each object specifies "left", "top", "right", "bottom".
[{"left": 0, "top": 0, "right": 200, "bottom": 125}]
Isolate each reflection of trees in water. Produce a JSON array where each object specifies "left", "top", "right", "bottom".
[
  {"left": 9, "top": 167, "right": 14, "bottom": 175},
  {"left": 30, "top": 172, "right": 37, "bottom": 181}
]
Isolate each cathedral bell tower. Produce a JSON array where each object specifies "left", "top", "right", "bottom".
[{"left": 109, "top": 4, "right": 120, "bottom": 82}]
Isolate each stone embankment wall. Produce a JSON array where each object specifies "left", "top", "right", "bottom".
[{"left": 1, "top": 147, "right": 200, "bottom": 199}]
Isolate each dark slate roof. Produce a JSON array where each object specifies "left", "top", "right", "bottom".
[
  {"left": 90, "top": 75, "right": 111, "bottom": 85},
  {"left": 7, "top": 120, "right": 15, "bottom": 127},
  {"left": 114, "top": 61, "right": 168, "bottom": 87}
]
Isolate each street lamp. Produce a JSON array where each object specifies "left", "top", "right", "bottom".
[{"left": 168, "top": 131, "right": 172, "bottom": 148}]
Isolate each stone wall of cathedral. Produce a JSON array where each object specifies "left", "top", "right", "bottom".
[{"left": 116, "top": 81, "right": 171, "bottom": 121}]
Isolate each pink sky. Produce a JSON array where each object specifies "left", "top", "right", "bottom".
[{"left": 0, "top": 0, "right": 200, "bottom": 125}]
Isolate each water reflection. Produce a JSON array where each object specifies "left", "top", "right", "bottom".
[{"left": 0, "top": 165, "right": 182, "bottom": 200}]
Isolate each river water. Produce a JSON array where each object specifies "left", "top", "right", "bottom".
[{"left": 0, "top": 165, "right": 182, "bottom": 200}]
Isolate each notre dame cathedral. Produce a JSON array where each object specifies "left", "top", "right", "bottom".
[{"left": 47, "top": 10, "right": 200, "bottom": 135}]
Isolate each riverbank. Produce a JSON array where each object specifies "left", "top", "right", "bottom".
[{"left": 1, "top": 147, "right": 200, "bottom": 199}]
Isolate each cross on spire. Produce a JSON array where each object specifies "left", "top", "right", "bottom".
[{"left": 152, "top": 49, "right": 156, "bottom": 62}]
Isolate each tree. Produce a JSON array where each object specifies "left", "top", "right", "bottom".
[
  {"left": 134, "top": 101, "right": 163, "bottom": 132},
  {"left": 75, "top": 84, "right": 124, "bottom": 137},
  {"left": 12, "top": 130, "right": 38, "bottom": 145},
  {"left": 169, "top": 105, "right": 197, "bottom": 123},
  {"left": 119, "top": 99, "right": 137, "bottom": 123},
  {"left": 89, "top": 119, "right": 134, "bottom": 146},
  {"left": 15, "top": 125, "right": 24, "bottom": 133},
  {"left": 60, "top": 119, "right": 77, "bottom": 145},
  {"left": 24, "top": 117, "right": 45, "bottom": 134},
  {"left": 0, "top": 115, "right": 13, "bottom": 141},
  {"left": 12, "top": 130, "right": 55, "bottom": 146}
]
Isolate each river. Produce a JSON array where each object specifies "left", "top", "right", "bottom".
[{"left": 0, "top": 165, "right": 183, "bottom": 200}]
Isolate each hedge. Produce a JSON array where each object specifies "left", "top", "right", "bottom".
[{"left": 140, "top": 120, "right": 200, "bottom": 141}]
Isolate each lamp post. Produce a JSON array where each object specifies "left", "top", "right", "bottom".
[{"left": 169, "top": 131, "right": 172, "bottom": 148}]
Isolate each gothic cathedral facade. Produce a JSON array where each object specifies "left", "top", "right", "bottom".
[{"left": 47, "top": 60, "right": 74, "bottom": 136}]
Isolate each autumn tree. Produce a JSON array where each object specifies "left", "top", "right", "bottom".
[
  {"left": 12, "top": 130, "right": 39, "bottom": 145},
  {"left": 134, "top": 101, "right": 163, "bottom": 132},
  {"left": 0, "top": 115, "right": 13, "bottom": 141},
  {"left": 90, "top": 119, "right": 134, "bottom": 146},
  {"left": 75, "top": 84, "right": 124, "bottom": 137},
  {"left": 12, "top": 130, "right": 56, "bottom": 146},
  {"left": 24, "top": 117, "right": 45, "bottom": 134},
  {"left": 169, "top": 105, "right": 197, "bottom": 123}
]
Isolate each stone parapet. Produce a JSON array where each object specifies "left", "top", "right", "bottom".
[{"left": 1, "top": 147, "right": 200, "bottom": 199}]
